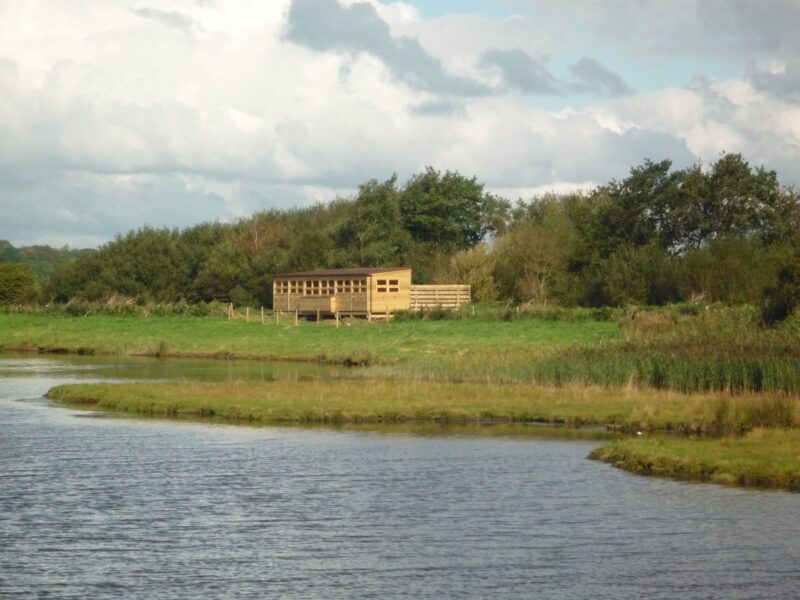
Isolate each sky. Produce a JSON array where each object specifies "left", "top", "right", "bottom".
[{"left": 0, "top": 0, "right": 799, "bottom": 248}]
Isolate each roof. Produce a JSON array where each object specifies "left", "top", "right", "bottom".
[{"left": 275, "top": 267, "right": 410, "bottom": 278}]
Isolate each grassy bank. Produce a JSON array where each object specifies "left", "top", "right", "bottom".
[
  {"left": 590, "top": 428, "right": 800, "bottom": 491},
  {"left": 46, "top": 379, "right": 799, "bottom": 432}
]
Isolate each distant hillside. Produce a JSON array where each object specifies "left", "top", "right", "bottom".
[{"left": 0, "top": 240, "right": 95, "bottom": 278}]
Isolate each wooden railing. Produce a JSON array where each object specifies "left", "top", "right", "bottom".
[{"left": 410, "top": 285, "right": 471, "bottom": 310}]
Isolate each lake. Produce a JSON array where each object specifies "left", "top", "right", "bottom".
[{"left": 1, "top": 355, "right": 799, "bottom": 599}]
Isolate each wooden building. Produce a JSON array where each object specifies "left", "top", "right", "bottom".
[
  {"left": 272, "top": 268, "right": 471, "bottom": 320},
  {"left": 272, "top": 268, "right": 412, "bottom": 320}
]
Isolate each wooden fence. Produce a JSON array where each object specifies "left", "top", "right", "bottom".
[{"left": 410, "top": 285, "right": 471, "bottom": 311}]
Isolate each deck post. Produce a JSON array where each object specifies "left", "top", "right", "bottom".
[
  {"left": 275, "top": 310, "right": 279, "bottom": 326},
  {"left": 336, "top": 310, "right": 340, "bottom": 327},
  {"left": 295, "top": 310, "right": 298, "bottom": 326},
  {"left": 316, "top": 309, "right": 320, "bottom": 324}
]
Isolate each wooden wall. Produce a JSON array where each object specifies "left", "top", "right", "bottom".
[
  {"left": 369, "top": 270, "right": 412, "bottom": 315},
  {"left": 410, "top": 285, "right": 471, "bottom": 310}
]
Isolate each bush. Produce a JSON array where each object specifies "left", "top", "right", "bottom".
[
  {"left": 0, "top": 264, "right": 37, "bottom": 304},
  {"left": 762, "top": 260, "right": 800, "bottom": 326}
]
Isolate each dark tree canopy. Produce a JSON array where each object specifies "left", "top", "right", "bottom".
[{"left": 399, "top": 167, "right": 506, "bottom": 251}]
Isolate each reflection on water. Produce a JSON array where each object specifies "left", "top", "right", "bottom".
[{"left": 1, "top": 356, "right": 800, "bottom": 599}]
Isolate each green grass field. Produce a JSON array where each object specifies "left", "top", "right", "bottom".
[{"left": 0, "top": 311, "right": 617, "bottom": 368}]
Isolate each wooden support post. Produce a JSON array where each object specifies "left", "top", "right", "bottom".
[
  {"left": 336, "top": 311, "right": 340, "bottom": 327},
  {"left": 246, "top": 307, "right": 250, "bottom": 323},
  {"left": 261, "top": 306, "right": 264, "bottom": 325},
  {"left": 275, "top": 310, "right": 279, "bottom": 326},
  {"left": 316, "top": 309, "right": 320, "bottom": 324},
  {"left": 295, "top": 310, "right": 298, "bottom": 326}
]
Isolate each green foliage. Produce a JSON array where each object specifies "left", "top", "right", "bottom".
[
  {"left": 399, "top": 167, "right": 508, "bottom": 252},
  {"left": 678, "top": 238, "right": 791, "bottom": 304},
  {"left": 0, "top": 264, "right": 37, "bottom": 304},
  {"left": 601, "top": 243, "right": 680, "bottom": 306},
  {"left": 0, "top": 239, "right": 95, "bottom": 278},
  {"left": 494, "top": 198, "right": 578, "bottom": 304},
  {"left": 761, "top": 254, "right": 800, "bottom": 326},
  {"left": 334, "top": 176, "right": 412, "bottom": 266}
]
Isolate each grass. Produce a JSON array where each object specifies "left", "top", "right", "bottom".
[
  {"left": 46, "top": 379, "right": 799, "bottom": 432},
  {"left": 590, "top": 428, "right": 800, "bottom": 491},
  {"left": 0, "top": 311, "right": 617, "bottom": 367}
]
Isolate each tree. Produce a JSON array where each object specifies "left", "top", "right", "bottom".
[
  {"left": 762, "top": 254, "right": 800, "bottom": 325},
  {"left": 193, "top": 239, "right": 254, "bottom": 303},
  {"left": 0, "top": 264, "right": 36, "bottom": 304},
  {"left": 399, "top": 167, "right": 508, "bottom": 252},
  {"left": 589, "top": 159, "right": 680, "bottom": 257},
  {"left": 335, "top": 176, "right": 411, "bottom": 266},
  {"left": 494, "top": 200, "right": 577, "bottom": 304},
  {"left": 431, "top": 243, "right": 498, "bottom": 302},
  {"left": 601, "top": 243, "right": 679, "bottom": 306}
]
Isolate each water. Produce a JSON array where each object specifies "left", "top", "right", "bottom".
[{"left": 1, "top": 356, "right": 799, "bottom": 599}]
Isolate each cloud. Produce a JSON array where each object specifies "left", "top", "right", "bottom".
[
  {"left": 479, "top": 48, "right": 560, "bottom": 94},
  {"left": 410, "top": 99, "right": 465, "bottom": 116},
  {"left": 285, "top": 0, "right": 487, "bottom": 95},
  {"left": 568, "top": 57, "right": 631, "bottom": 96},
  {"left": 479, "top": 49, "right": 629, "bottom": 97},
  {"left": 494, "top": 0, "right": 800, "bottom": 61},
  {"left": 131, "top": 7, "right": 196, "bottom": 33},
  {"left": 749, "top": 61, "right": 800, "bottom": 102}
]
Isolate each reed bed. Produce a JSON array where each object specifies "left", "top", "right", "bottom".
[{"left": 383, "top": 307, "right": 800, "bottom": 393}]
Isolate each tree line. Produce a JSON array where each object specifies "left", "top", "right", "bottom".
[{"left": 2, "top": 156, "right": 799, "bottom": 321}]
